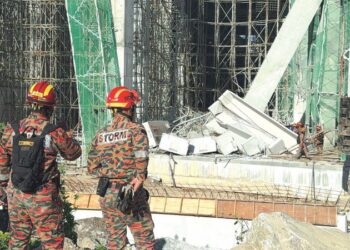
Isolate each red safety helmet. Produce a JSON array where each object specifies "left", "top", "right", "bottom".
[
  {"left": 27, "top": 81, "right": 56, "bottom": 107},
  {"left": 106, "top": 86, "right": 141, "bottom": 109}
]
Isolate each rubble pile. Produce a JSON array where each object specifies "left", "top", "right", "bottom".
[
  {"left": 63, "top": 217, "right": 218, "bottom": 250},
  {"left": 145, "top": 90, "right": 297, "bottom": 157},
  {"left": 234, "top": 212, "right": 350, "bottom": 250}
]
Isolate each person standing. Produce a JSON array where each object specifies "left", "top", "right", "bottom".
[
  {"left": 295, "top": 122, "right": 311, "bottom": 160},
  {"left": 88, "top": 86, "right": 155, "bottom": 249},
  {"left": 314, "top": 124, "right": 324, "bottom": 154},
  {"left": 0, "top": 81, "right": 81, "bottom": 249}
]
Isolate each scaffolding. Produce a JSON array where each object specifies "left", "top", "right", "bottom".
[
  {"left": 133, "top": 0, "right": 290, "bottom": 121},
  {"left": 65, "top": 0, "right": 120, "bottom": 156},
  {"left": 0, "top": 0, "right": 78, "bottom": 128}
]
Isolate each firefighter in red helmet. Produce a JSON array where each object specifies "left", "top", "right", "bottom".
[
  {"left": 0, "top": 81, "right": 81, "bottom": 249},
  {"left": 88, "top": 86, "right": 155, "bottom": 249}
]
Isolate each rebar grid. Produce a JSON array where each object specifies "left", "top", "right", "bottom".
[
  {"left": 0, "top": 0, "right": 78, "bottom": 128},
  {"left": 133, "top": 0, "right": 289, "bottom": 121}
]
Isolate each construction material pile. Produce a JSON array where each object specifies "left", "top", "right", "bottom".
[
  {"left": 234, "top": 212, "right": 350, "bottom": 250},
  {"left": 144, "top": 90, "right": 298, "bottom": 157}
]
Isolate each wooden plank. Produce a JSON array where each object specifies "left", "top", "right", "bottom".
[
  {"left": 88, "top": 194, "right": 101, "bottom": 209},
  {"left": 164, "top": 197, "right": 182, "bottom": 214},
  {"left": 149, "top": 197, "right": 166, "bottom": 213},
  {"left": 198, "top": 199, "right": 216, "bottom": 216},
  {"left": 74, "top": 194, "right": 90, "bottom": 209},
  {"left": 181, "top": 199, "right": 200, "bottom": 214}
]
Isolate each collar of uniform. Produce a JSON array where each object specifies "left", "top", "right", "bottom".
[
  {"left": 29, "top": 112, "right": 49, "bottom": 121},
  {"left": 113, "top": 113, "right": 130, "bottom": 123}
]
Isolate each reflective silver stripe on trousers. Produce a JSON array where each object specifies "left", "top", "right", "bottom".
[
  {"left": 0, "top": 174, "right": 9, "bottom": 181},
  {"left": 134, "top": 150, "right": 148, "bottom": 158}
]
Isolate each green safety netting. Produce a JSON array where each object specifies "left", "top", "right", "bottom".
[
  {"left": 279, "top": 0, "right": 349, "bottom": 144},
  {"left": 65, "top": 0, "right": 120, "bottom": 162}
]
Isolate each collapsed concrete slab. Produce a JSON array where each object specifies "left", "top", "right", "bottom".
[
  {"left": 159, "top": 133, "right": 189, "bottom": 156},
  {"left": 244, "top": 0, "right": 323, "bottom": 111},
  {"left": 268, "top": 138, "right": 287, "bottom": 155},
  {"left": 143, "top": 121, "right": 170, "bottom": 148},
  {"left": 215, "top": 131, "right": 239, "bottom": 155},
  {"left": 219, "top": 90, "right": 297, "bottom": 151},
  {"left": 188, "top": 137, "right": 217, "bottom": 155},
  {"left": 241, "top": 137, "right": 262, "bottom": 156},
  {"left": 204, "top": 119, "right": 227, "bottom": 135}
]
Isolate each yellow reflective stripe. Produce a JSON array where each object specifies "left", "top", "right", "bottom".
[
  {"left": 29, "top": 83, "right": 36, "bottom": 94},
  {"left": 107, "top": 102, "right": 128, "bottom": 108},
  {"left": 31, "top": 91, "right": 44, "bottom": 97},
  {"left": 43, "top": 84, "right": 53, "bottom": 96},
  {"left": 114, "top": 88, "right": 128, "bottom": 98}
]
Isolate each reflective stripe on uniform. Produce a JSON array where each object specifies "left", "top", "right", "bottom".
[
  {"left": 134, "top": 150, "right": 148, "bottom": 158},
  {"left": 0, "top": 174, "right": 9, "bottom": 181}
]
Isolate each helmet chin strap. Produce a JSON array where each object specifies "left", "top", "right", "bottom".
[
  {"left": 112, "top": 106, "right": 135, "bottom": 121},
  {"left": 31, "top": 104, "right": 54, "bottom": 118}
]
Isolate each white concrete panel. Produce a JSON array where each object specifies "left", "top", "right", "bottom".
[
  {"left": 244, "top": 0, "right": 323, "bottom": 111},
  {"left": 143, "top": 121, "right": 170, "bottom": 148},
  {"left": 159, "top": 133, "right": 189, "bottom": 155},
  {"left": 208, "top": 101, "right": 225, "bottom": 115},
  {"left": 148, "top": 154, "right": 343, "bottom": 191},
  {"left": 268, "top": 138, "right": 287, "bottom": 155},
  {"left": 242, "top": 137, "right": 262, "bottom": 156},
  {"left": 215, "top": 131, "right": 239, "bottom": 155},
  {"left": 219, "top": 91, "right": 297, "bottom": 151},
  {"left": 205, "top": 119, "right": 227, "bottom": 135},
  {"left": 188, "top": 137, "right": 217, "bottom": 155}
]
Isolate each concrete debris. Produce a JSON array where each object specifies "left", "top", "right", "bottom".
[
  {"left": 241, "top": 137, "right": 262, "bottom": 156},
  {"left": 143, "top": 121, "right": 170, "bottom": 148},
  {"left": 149, "top": 90, "right": 297, "bottom": 156},
  {"left": 234, "top": 212, "right": 350, "bottom": 250},
  {"left": 215, "top": 131, "right": 239, "bottom": 155},
  {"left": 268, "top": 138, "right": 287, "bottom": 155},
  {"left": 63, "top": 238, "right": 79, "bottom": 250},
  {"left": 188, "top": 137, "right": 217, "bottom": 155},
  {"left": 154, "top": 237, "right": 218, "bottom": 250},
  {"left": 205, "top": 119, "right": 227, "bottom": 135},
  {"left": 75, "top": 217, "right": 107, "bottom": 248},
  {"left": 159, "top": 133, "right": 189, "bottom": 156},
  {"left": 63, "top": 217, "right": 217, "bottom": 250},
  {"left": 208, "top": 100, "right": 225, "bottom": 115},
  {"left": 218, "top": 91, "right": 297, "bottom": 151}
]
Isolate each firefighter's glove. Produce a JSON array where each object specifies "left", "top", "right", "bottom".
[
  {"left": 130, "top": 176, "right": 143, "bottom": 192},
  {"left": 116, "top": 184, "right": 134, "bottom": 214},
  {"left": 132, "top": 207, "right": 145, "bottom": 221}
]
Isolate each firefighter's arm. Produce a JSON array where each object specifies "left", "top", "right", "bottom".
[
  {"left": 87, "top": 134, "right": 102, "bottom": 176},
  {"left": 130, "top": 125, "right": 149, "bottom": 191},
  {"left": 51, "top": 128, "right": 82, "bottom": 160},
  {"left": 0, "top": 124, "right": 13, "bottom": 183}
]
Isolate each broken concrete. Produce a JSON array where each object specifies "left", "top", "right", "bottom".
[
  {"left": 205, "top": 119, "right": 227, "bottom": 135},
  {"left": 159, "top": 133, "right": 189, "bottom": 156},
  {"left": 268, "top": 138, "right": 287, "bottom": 155},
  {"left": 215, "top": 131, "right": 239, "bottom": 155},
  {"left": 234, "top": 212, "right": 350, "bottom": 250},
  {"left": 241, "top": 137, "right": 262, "bottom": 156},
  {"left": 188, "top": 137, "right": 217, "bottom": 155},
  {"left": 143, "top": 121, "right": 170, "bottom": 148},
  {"left": 219, "top": 91, "right": 297, "bottom": 151}
]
